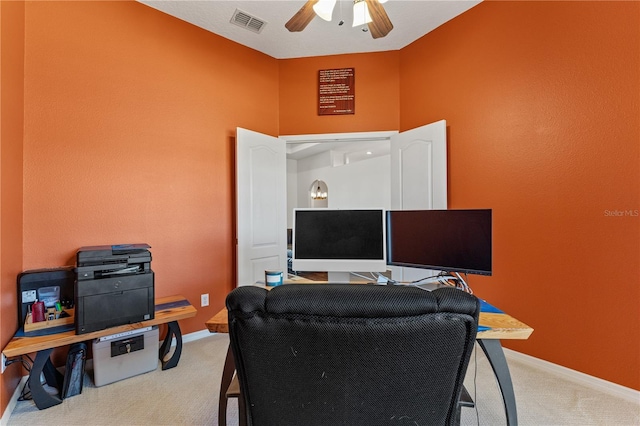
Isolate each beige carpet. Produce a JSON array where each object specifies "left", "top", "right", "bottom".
[{"left": 7, "top": 333, "right": 640, "bottom": 425}]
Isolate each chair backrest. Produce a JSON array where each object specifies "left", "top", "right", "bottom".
[{"left": 226, "top": 284, "right": 480, "bottom": 426}]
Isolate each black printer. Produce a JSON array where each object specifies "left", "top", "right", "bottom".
[{"left": 75, "top": 244, "right": 154, "bottom": 334}]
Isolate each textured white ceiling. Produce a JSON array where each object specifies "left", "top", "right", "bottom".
[{"left": 138, "top": 0, "right": 481, "bottom": 59}]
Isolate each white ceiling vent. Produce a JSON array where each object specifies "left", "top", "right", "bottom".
[{"left": 230, "top": 9, "right": 267, "bottom": 34}]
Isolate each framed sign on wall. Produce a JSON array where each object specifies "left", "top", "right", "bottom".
[{"left": 318, "top": 68, "right": 355, "bottom": 115}]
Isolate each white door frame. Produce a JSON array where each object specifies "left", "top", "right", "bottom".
[{"left": 280, "top": 130, "right": 398, "bottom": 147}]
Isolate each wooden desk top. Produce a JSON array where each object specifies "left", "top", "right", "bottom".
[
  {"left": 3, "top": 295, "right": 197, "bottom": 358},
  {"left": 476, "top": 310, "right": 533, "bottom": 340},
  {"left": 205, "top": 287, "right": 533, "bottom": 340},
  {"left": 207, "top": 307, "right": 231, "bottom": 334}
]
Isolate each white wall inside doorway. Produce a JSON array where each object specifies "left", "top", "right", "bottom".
[
  {"left": 282, "top": 131, "right": 397, "bottom": 228},
  {"left": 294, "top": 154, "right": 391, "bottom": 211}
]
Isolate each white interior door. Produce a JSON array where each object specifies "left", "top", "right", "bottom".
[
  {"left": 389, "top": 120, "right": 447, "bottom": 282},
  {"left": 236, "top": 128, "right": 287, "bottom": 286}
]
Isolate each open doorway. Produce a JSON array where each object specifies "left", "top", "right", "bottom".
[
  {"left": 281, "top": 130, "right": 397, "bottom": 229},
  {"left": 237, "top": 123, "right": 447, "bottom": 286},
  {"left": 281, "top": 131, "right": 396, "bottom": 282}
]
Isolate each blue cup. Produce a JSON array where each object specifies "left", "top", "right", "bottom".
[{"left": 265, "top": 270, "right": 284, "bottom": 286}]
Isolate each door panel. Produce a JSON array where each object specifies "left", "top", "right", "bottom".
[
  {"left": 390, "top": 120, "right": 447, "bottom": 282},
  {"left": 236, "top": 128, "right": 287, "bottom": 286}
]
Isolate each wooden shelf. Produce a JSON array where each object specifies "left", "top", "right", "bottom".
[{"left": 3, "top": 295, "right": 196, "bottom": 358}]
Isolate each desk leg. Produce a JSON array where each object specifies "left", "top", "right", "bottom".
[
  {"left": 218, "top": 345, "right": 247, "bottom": 426},
  {"left": 238, "top": 388, "right": 247, "bottom": 426},
  {"left": 477, "top": 339, "right": 518, "bottom": 426},
  {"left": 159, "top": 321, "right": 182, "bottom": 370},
  {"left": 30, "top": 349, "right": 64, "bottom": 410},
  {"left": 219, "top": 344, "right": 235, "bottom": 426}
]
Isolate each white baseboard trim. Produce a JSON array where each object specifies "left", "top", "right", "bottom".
[
  {"left": 183, "top": 329, "right": 214, "bottom": 343},
  {"left": 504, "top": 348, "right": 640, "bottom": 404},
  {"left": 166, "top": 329, "right": 216, "bottom": 349},
  {"left": 1, "top": 376, "right": 28, "bottom": 426}
]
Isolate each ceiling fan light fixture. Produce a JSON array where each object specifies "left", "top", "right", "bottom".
[
  {"left": 352, "top": 0, "right": 372, "bottom": 27},
  {"left": 313, "top": 0, "right": 337, "bottom": 21}
]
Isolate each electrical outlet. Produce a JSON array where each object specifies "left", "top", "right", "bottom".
[
  {"left": 201, "top": 293, "right": 209, "bottom": 307},
  {"left": 1, "top": 353, "right": 6, "bottom": 374}
]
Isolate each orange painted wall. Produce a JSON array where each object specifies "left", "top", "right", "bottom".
[
  {"left": 21, "top": 1, "right": 278, "bottom": 341},
  {"left": 1, "top": 0, "right": 26, "bottom": 413},
  {"left": 399, "top": 1, "right": 639, "bottom": 389},
  {"left": 279, "top": 51, "right": 399, "bottom": 135}
]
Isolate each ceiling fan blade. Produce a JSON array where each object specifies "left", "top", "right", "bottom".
[
  {"left": 285, "top": 0, "right": 319, "bottom": 32},
  {"left": 365, "top": 0, "right": 393, "bottom": 39}
]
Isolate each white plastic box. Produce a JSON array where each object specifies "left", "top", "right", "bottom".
[{"left": 92, "top": 326, "right": 159, "bottom": 387}]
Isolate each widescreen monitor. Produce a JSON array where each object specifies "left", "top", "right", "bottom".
[
  {"left": 292, "top": 208, "right": 386, "bottom": 273},
  {"left": 386, "top": 209, "right": 492, "bottom": 276}
]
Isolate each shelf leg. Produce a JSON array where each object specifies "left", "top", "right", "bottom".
[
  {"left": 159, "top": 321, "right": 182, "bottom": 370},
  {"left": 30, "top": 349, "right": 64, "bottom": 410}
]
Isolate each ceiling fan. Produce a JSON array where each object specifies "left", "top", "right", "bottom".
[{"left": 285, "top": 0, "right": 394, "bottom": 39}]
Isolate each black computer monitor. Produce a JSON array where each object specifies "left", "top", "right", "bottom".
[{"left": 386, "top": 209, "right": 492, "bottom": 276}]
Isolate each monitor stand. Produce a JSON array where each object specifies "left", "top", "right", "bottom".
[{"left": 327, "top": 271, "right": 351, "bottom": 283}]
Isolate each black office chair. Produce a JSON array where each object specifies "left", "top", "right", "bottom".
[{"left": 226, "top": 284, "right": 480, "bottom": 426}]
